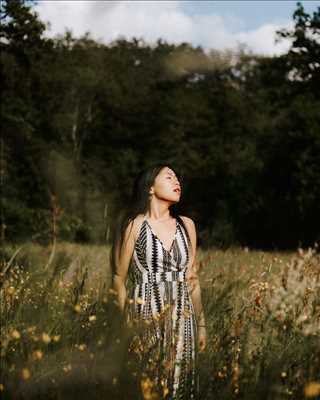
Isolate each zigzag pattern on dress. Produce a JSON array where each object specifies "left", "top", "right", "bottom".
[{"left": 124, "top": 216, "right": 199, "bottom": 400}]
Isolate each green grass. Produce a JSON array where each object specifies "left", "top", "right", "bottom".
[{"left": 0, "top": 241, "right": 319, "bottom": 399}]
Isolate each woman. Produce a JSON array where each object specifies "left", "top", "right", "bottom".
[{"left": 110, "top": 163, "right": 207, "bottom": 400}]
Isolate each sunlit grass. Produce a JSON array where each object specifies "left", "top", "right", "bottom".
[{"left": 0, "top": 241, "right": 319, "bottom": 399}]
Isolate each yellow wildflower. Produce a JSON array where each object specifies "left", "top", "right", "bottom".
[
  {"left": 33, "top": 350, "right": 43, "bottom": 361},
  {"left": 7, "top": 286, "right": 15, "bottom": 295},
  {"left": 136, "top": 297, "right": 145, "bottom": 305},
  {"left": 304, "top": 382, "right": 320, "bottom": 398},
  {"left": 63, "top": 364, "right": 72, "bottom": 373},
  {"left": 74, "top": 304, "right": 81, "bottom": 313},
  {"left": 22, "top": 368, "right": 31, "bottom": 380},
  {"left": 42, "top": 333, "right": 51, "bottom": 344},
  {"left": 11, "top": 330, "right": 21, "bottom": 340},
  {"left": 27, "top": 326, "right": 36, "bottom": 334}
]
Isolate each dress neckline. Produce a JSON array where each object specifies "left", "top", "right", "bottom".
[{"left": 144, "top": 218, "right": 178, "bottom": 254}]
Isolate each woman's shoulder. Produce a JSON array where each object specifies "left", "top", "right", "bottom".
[
  {"left": 178, "top": 215, "right": 196, "bottom": 238},
  {"left": 133, "top": 213, "right": 145, "bottom": 222},
  {"left": 179, "top": 215, "right": 195, "bottom": 227},
  {"left": 130, "top": 214, "right": 146, "bottom": 241}
]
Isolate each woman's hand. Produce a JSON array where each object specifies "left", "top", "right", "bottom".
[
  {"left": 186, "top": 267, "right": 198, "bottom": 293},
  {"left": 198, "top": 326, "right": 207, "bottom": 352}
]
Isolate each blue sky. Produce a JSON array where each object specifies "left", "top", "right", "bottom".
[
  {"left": 182, "top": 1, "right": 319, "bottom": 30},
  {"left": 35, "top": 1, "right": 319, "bottom": 56}
]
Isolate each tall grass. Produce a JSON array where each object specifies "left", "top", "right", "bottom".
[{"left": 0, "top": 242, "right": 319, "bottom": 399}]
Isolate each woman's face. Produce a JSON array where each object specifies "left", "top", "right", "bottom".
[{"left": 150, "top": 167, "right": 181, "bottom": 203}]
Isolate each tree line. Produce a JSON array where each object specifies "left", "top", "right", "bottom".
[{"left": 1, "top": 0, "right": 319, "bottom": 249}]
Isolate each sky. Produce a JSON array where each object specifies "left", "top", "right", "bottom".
[{"left": 34, "top": 1, "right": 319, "bottom": 56}]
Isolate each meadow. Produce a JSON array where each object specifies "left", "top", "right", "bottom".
[{"left": 0, "top": 241, "right": 319, "bottom": 399}]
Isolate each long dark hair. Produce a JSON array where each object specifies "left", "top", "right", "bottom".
[{"left": 109, "top": 163, "right": 192, "bottom": 280}]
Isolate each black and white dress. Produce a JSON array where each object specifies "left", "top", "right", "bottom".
[{"left": 124, "top": 216, "right": 199, "bottom": 400}]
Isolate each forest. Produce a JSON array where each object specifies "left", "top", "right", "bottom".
[
  {"left": 1, "top": 2, "right": 320, "bottom": 400},
  {"left": 1, "top": 0, "right": 320, "bottom": 249}
]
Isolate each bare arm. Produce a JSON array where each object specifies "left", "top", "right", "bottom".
[
  {"left": 183, "top": 217, "right": 206, "bottom": 327},
  {"left": 112, "top": 219, "right": 136, "bottom": 315}
]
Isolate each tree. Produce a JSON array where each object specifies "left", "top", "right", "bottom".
[
  {"left": 0, "top": 0, "right": 53, "bottom": 67},
  {"left": 276, "top": 1, "right": 320, "bottom": 90}
]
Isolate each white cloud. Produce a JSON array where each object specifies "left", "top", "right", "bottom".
[
  {"left": 234, "top": 22, "right": 293, "bottom": 55},
  {"left": 34, "top": 0, "right": 292, "bottom": 55}
]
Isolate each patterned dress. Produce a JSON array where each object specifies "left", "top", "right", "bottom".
[{"left": 123, "top": 217, "right": 199, "bottom": 400}]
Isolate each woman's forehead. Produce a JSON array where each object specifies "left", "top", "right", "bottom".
[{"left": 162, "top": 167, "right": 175, "bottom": 175}]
